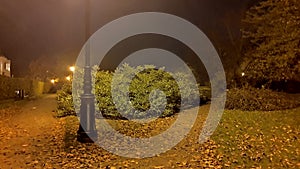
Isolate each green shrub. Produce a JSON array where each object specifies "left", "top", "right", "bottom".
[
  {"left": 110, "top": 65, "right": 182, "bottom": 119},
  {"left": 199, "top": 86, "right": 211, "bottom": 104},
  {"left": 57, "top": 64, "right": 210, "bottom": 119},
  {"left": 57, "top": 83, "right": 76, "bottom": 117},
  {"left": 94, "top": 70, "right": 116, "bottom": 118}
]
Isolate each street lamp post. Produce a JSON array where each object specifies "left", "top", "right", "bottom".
[{"left": 77, "top": 0, "right": 98, "bottom": 143}]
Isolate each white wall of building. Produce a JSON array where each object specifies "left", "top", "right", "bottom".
[{"left": 0, "top": 56, "right": 11, "bottom": 77}]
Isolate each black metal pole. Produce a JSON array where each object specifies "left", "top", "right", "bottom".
[{"left": 77, "top": 0, "right": 98, "bottom": 143}]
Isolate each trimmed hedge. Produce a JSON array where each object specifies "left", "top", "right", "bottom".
[
  {"left": 57, "top": 83, "right": 75, "bottom": 117},
  {"left": 0, "top": 76, "right": 49, "bottom": 100},
  {"left": 57, "top": 64, "right": 211, "bottom": 119},
  {"left": 226, "top": 86, "right": 300, "bottom": 111}
]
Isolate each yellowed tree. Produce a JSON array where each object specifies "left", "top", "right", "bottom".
[{"left": 241, "top": 0, "right": 300, "bottom": 86}]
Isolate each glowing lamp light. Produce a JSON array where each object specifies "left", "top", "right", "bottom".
[
  {"left": 242, "top": 72, "right": 245, "bottom": 77},
  {"left": 66, "top": 76, "right": 71, "bottom": 81},
  {"left": 69, "top": 66, "right": 75, "bottom": 72},
  {"left": 50, "top": 79, "right": 55, "bottom": 84}
]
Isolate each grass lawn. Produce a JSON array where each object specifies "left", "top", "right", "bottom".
[
  {"left": 60, "top": 106, "right": 300, "bottom": 168},
  {"left": 212, "top": 107, "right": 300, "bottom": 168}
]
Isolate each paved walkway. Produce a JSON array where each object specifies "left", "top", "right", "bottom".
[
  {"left": 0, "top": 94, "right": 58, "bottom": 168},
  {"left": 0, "top": 95, "right": 221, "bottom": 168}
]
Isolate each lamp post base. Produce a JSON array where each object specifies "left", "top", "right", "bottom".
[
  {"left": 77, "top": 93, "right": 98, "bottom": 143},
  {"left": 77, "top": 125, "right": 98, "bottom": 143}
]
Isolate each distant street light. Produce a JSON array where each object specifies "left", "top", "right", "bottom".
[
  {"left": 66, "top": 76, "right": 71, "bottom": 81},
  {"left": 69, "top": 66, "right": 75, "bottom": 72},
  {"left": 50, "top": 79, "right": 55, "bottom": 84},
  {"left": 77, "top": 0, "right": 98, "bottom": 143}
]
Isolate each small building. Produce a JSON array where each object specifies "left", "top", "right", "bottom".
[{"left": 0, "top": 56, "right": 11, "bottom": 77}]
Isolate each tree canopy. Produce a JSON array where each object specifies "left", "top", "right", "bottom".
[{"left": 241, "top": 0, "right": 300, "bottom": 86}]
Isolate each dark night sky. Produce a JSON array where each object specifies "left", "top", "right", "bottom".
[{"left": 0, "top": 0, "right": 258, "bottom": 77}]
